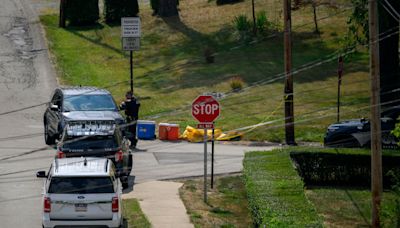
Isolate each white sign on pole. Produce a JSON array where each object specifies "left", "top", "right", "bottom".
[
  {"left": 122, "top": 37, "right": 140, "bottom": 51},
  {"left": 121, "top": 17, "right": 141, "bottom": 38}
]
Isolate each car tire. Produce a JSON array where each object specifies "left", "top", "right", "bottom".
[
  {"left": 44, "top": 121, "right": 56, "bottom": 145},
  {"left": 119, "top": 218, "right": 128, "bottom": 228}
]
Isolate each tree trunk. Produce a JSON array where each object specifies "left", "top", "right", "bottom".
[
  {"left": 378, "top": 0, "right": 400, "bottom": 110},
  {"left": 59, "top": 0, "right": 66, "bottom": 28},
  {"left": 158, "top": 0, "right": 178, "bottom": 17},
  {"left": 312, "top": 2, "right": 319, "bottom": 34}
]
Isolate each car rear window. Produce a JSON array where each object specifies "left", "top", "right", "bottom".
[
  {"left": 63, "top": 94, "right": 117, "bottom": 111},
  {"left": 61, "top": 135, "right": 118, "bottom": 150},
  {"left": 48, "top": 177, "right": 114, "bottom": 194}
]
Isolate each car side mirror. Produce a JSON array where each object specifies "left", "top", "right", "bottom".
[
  {"left": 50, "top": 104, "right": 59, "bottom": 111},
  {"left": 36, "top": 171, "right": 47, "bottom": 178}
]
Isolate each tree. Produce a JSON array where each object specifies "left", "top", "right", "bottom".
[
  {"left": 104, "top": 0, "right": 139, "bottom": 23},
  {"left": 347, "top": 0, "right": 400, "bottom": 110},
  {"left": 292, "top": 0, "right": 323, "bottom": 34},
  {"left": 151, "top": 0, "right": 179, "bottom": 17}
]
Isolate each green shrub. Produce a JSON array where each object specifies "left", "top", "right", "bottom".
[
  {"left": 243, "top": 149, "right": 323, "bottom": 227},
  {"left": 104, "top": 0, "right": 139, "bottom": 23},
  {"left": 392, "top": 117, "right": 400, "bottom": 145},
  {"left": 256, "top": 11, "right": 268, "bottom": 33},
  {"left": 229, "top": 76, "right": 244, "bottom": 92},
  {"left": 233, "top": 14, "right": 251, "bottom": 32},
  {"left": 290, "top": 152, "right": 400, "bottom": 188},
  {"left": 387, "top": 170, "right": 400, "bottom": 227},
  {"left": 66, "top": 0, "right": 99, "bottom": 26}
]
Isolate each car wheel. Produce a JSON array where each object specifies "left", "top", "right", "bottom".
[
  {"left": 44, "top": 122, "right": 56, "bottom": 145},
  {"left": 119, "top": 218, "right": 128, "bottom": 228}
]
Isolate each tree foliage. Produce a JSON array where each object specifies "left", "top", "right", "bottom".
[
  {"left": 104, "top": 0, "right": 139, "bottom": 23},
  {"left": 346, "top": 0, "right": 368, "bottom": 48},
  {"left": 65, "top": 0, "right": 99, "bottom": 25}
]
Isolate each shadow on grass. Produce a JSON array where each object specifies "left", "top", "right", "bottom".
[
  {"left": 135, "top": 26, "right": 368, "bottom": 93},
  {"left": 64, "top": 22, "right": 126, "bottom": 56}
]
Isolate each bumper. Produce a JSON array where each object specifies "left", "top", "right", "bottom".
[{"left": 42, "top": 213, "right": 121, "bottom": 228}]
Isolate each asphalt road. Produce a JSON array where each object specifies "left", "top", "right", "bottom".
[{"left": 0, "top": 0, "right": 278, "bottom": 227}]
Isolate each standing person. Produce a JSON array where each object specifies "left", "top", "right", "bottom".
[{"left": 120, "top": 91, "right": 140, "bottom": 148}]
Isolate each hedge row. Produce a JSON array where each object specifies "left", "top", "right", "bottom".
[
  {"left": 243, "top": 147, "right": 400, "bottom": 227},
  {"left": 243, "top": 150, "right": 323, "bottom": 227},
  {"left": 290, "top": 152, "right": 400, "bottom": 188}
]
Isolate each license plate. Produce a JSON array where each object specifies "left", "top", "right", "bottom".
[{"left": 75, "top": 203, "right": 87, "bottom": 212}]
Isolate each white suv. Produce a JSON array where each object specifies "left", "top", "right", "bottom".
[{"left": 37, "top": 157, "right": 124, "bottom": 228}]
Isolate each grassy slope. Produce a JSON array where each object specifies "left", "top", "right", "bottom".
[
  {"left": 243, "top": 149, "right": 323, "bottom": 227},
  {"left": 40, "top": 0, "right": 370, "bottom": 142},
  {"left": 122, "top": 199, "right": 151, "bottom": 228},
  {"left": 243, "top": 148, "right": 399, "bottom": 227},
  {"left": 179, "top": 175, "right": 253, "bottom": 228}
]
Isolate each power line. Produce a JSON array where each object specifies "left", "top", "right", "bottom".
[{"left": 0, "top": 7, "right": 353, "bottom": 117}]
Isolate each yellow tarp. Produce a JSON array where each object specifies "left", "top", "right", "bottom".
[
  {"left": 180, "top": 126, "right": 222, "bottom": 142},
  {"left": 216, "top": 131, "right": 243, "bottom": 141},
  {"left": 180, "top": 126, "right": 243, "bottom": 142}
]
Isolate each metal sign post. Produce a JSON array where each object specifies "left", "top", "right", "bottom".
[
  {"left": 211, "top": 125, "right": 215, "bottom": 189},
  {"left": 192, "top": 95, "right": 220, "bottom": 203},
  {"left": 121, "top": 17, "right": 141, "bottom": 93},
  {"left": 203, "top": 128, "right": 208, "bottom": 203}
]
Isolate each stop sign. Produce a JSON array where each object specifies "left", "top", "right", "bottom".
[{"left": 192, "top": 95, "right": 220, "bottom": 123}]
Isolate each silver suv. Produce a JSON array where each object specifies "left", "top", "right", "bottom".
[{"left": 37, "top": 157, "right": 124, "bottom": 228}]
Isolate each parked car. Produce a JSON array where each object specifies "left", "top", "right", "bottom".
[
  {"left": 43, "top": 87, "right": 124, "bottom": 145},
  {"left": 324, "top": 107, "right": 400, "bottom": 148},
  {"left": 57, "top": 120, "right": 132, "bottom": 188},
  {"left": 37, "top": 157, "right": 124, "bottom": 228}
]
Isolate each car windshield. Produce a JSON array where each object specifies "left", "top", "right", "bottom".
[
  {"left": 48, "top": 177, "right": 114, "bottom": 194},
  {"left": 61, "top": 135, "right": 118, "bottom": 150},
  {"left": 63, "top": 94, "right": 117, "bottom": 111}
]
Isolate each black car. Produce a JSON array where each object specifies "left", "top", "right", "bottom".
[
  {"left": 324, "top": 107, "right": 400, "bottom": 148},
  {"left": 57, "top": 120, "right": 132, "bottom": 188},
  {"left": 43, "top": 87, "right": 124, "bottom": 145}
]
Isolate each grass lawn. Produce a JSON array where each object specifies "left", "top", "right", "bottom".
[
  {"left": 243, "top": 148, "right": 400, "bottom": 227},
  {"left": 306, "top": 188, "right": 398, "bottom": 228},
  {"left": 40, "top": 0, "right": 371, "bottom": 142},
  {"left": 179, "top": 175, "right": 253, "bottom": 228},
  {"left": 122, "top": 199, "right": 151, "bottom": 228}
]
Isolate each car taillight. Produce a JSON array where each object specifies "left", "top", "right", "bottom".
[
  {"left": 57, "top": 151, "right": 65, "bottom": 159},
  {"left": 112, "top": 197, "right": 119, "bottom": 212},
  {"left": 44, "top": 197, "right": 51, "bottom": 213},
  {"left": 115, "top": 150, "right": 123, "bottom": 162}
]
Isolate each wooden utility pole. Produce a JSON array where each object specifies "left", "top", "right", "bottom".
[
  {"left": 369, "top": 0, "right": 382, "bottom": 227},
  {"left": 284, "top": 0, "right": 296, "bottom": 145},
  {"left": 59, "top": 0, "right": 66, "bottom": 28}
]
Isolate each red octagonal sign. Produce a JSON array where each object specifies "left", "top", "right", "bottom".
[{"left": 192, "top": 95, "right": 220, "bottom": 123}]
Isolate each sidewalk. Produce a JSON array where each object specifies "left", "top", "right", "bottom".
[{"left": 123, "top": 181, "right": 194, "bottom": 228}]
